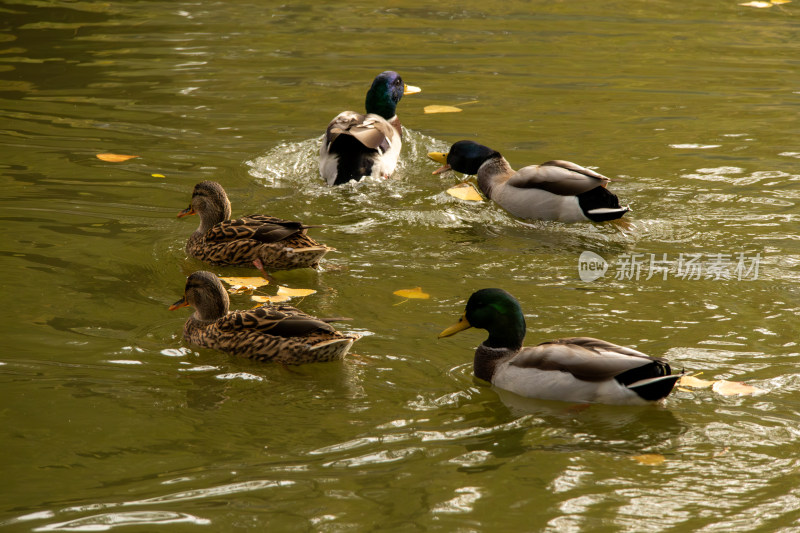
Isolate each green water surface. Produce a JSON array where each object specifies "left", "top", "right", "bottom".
[{"left": 2, "top": 1, "right": 800, "bottom": 531}]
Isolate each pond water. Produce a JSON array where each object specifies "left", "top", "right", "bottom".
[{"left": 2, "top": 0, "right": 800, "bottom": 531}]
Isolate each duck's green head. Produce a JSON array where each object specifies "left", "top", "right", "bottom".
[
  {"left": 429, "top": 140, "right": 500, "bottom": 175},
  {"left": 439, "top": 288, "right": 526, "bottom": 350},
  {"left": 364, "top": 71, "right": 420, "bottom": 120}
]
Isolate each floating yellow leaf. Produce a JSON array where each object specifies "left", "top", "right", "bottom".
[
  {"left": 249, "top": 286, "right": 315, "bottom": 304},
  {"left": 424, "top": 105, "right": 463, "bottom": 114},
  {"left": 446, "top": 182, "right": 484, "bottom": 202},
  {"left": 151, "top": 173, "right": 165, "bottom": 178},
  {"left": 96, "top": 153, "right": 139, "bottom": 162},
  {"left": 632, "top": 454, "right": 665, "bottom": 466},
  {"left": 276, "top": 286, "right": 316, "bottom": 298},
  {"left": 251, "top": 294, "right": 290, "bottom": 304},
  {"left": 712, "top": 380, "right": 764, "bottom": 396},
  {"left": 771, "top": 0, "right": 791, "bottom": 3},
  {"left": 219, "top": 276, "right": 270, "bottom": 288},
  {"left": 228, "top": 286, "right": 252, "bottom": 295},
  {"left": 219, "top": 276, "right": 269, "bottom": 294},
  {"left": 393, "top": 287, "right": 430, "bottom": 299},
  {"left": 678, "top": 375, "right": 715, "bottom": 389}
]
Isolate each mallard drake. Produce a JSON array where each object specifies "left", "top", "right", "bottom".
[
  {"left": 178, "top": 181, "right": 332, "bottom": 272},
  {"left": 169, "top": 271, "right": 359, "bottom": 364},
  {"left": 429, "top": 140, "right": 629, "bottom": 222},
  {"left": 320, "top": 71, "right": 421, "bottom": 186},
  {"left": 439, "top": 288, "right": 680, "bottom": 405}
]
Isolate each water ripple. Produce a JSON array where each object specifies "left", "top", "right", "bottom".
[
  {"left": 33, "top": 511, "right": 210, "bottom": 532},
  {"left": 5, "top": 480, "right": 294, "bottom": 531}
]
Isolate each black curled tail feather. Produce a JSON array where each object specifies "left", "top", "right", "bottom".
[
  {"left": 615, "top": 360, "right": 678, "bottom": 402},
  {"left": 628, "top": 374, "right": 681, "bottom": 401},
  {"left": 577, "top": 187, "right": 629, "bottom": 222},
  {"left": 331, "top": 135, "right": 377, "bottom": 185},
  {"left": 615, "top": 360, "right": 671, "bottom": 387}
]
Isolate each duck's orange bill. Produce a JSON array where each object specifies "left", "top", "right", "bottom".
[
  {"left": 169, "top": 298, "right": 189, "bottom": 311},
  {"left": 177, "top": 206, "right": 195, "bottom": 218}
]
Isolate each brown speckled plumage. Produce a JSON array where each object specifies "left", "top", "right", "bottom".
[
  {"left": 170, "top": 271, "right": 359, "bottom": 364},
  {"left": 179, "top": 181, "right": 332, "bottom": 270}
]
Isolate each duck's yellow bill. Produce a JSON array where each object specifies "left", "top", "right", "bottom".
[
  {"left": 177, "top": 206, "right": 195, "bottom": 218},
  {"left": 438, "top": 314, "right": 472, "bottom": 338},
  {"left": 169, "top": 298, "right": 189, "bottom": 311},
  {"left": 403, "top": 84, "right": 422, "bottom": 95},
  {"left": 427, "top": 151, "right": 448, "bottom": 164},
  {"left": 428, "top": 151, "right": 451, "bottom": 175}
]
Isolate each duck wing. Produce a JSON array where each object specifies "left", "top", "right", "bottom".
[
  {"left": 218, "top": 305, "right": 339, "bottom": 338},
  {"left": 205, "top": 216, "right": 308, "bottom": 244},
  {"left": 506, "top": 161, "right": 610, "bottom": 196},
  {"left": 325, "top": 111, "right": 393, "bottom": 153},
  {"left": 509, "top": 337, "right": 666, "bottom": 382}
]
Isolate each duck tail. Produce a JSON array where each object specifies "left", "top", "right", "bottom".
[
  {"left": 627, "top": 374, "right": 681, "bottom": 402},
  {"left": 329, "top": 136, "right": 377, "bottom": 185},
  {"left": 577, "top": 187, "right": 629, "bottom": 222},
  {"left": 615, "top": 359, "right": 679, "bottom": 401}
]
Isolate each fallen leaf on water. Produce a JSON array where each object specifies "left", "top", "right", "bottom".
[
  {"left": 230, "top": 286, "right": 255, "bottom": 295},
  {"left": 712, "top": 380, "right": 765, "bottom": 396},
  {"left": 739, "top": 1, "right": 773, "bottom": 6},
  {"left": 151, "top": 173, "right": 165, "bottom": 178},
  {"left": 713, "top": 446, "right": 731, "bottom": 457},
  {"left": 250, "top": 286, "right": 316, "bottom": 304},
  {"left": 219, "top": 276, "right": 270, "bottom": 288},
  {"left": 609, "top": 217, "right": 634, "bottom": 232},
  {"left": 678, "top": 375, "right": 716, "bottom": 389},
  {"left": 446, "top": 182, "right": 483, "bottom": 202},
  {"left": 393, "top": 287, "right": 430, "bottom": 299},
  {"left": 632, "top": 454, "right": 665, "bottom": 466},
  {"left": 96, "top": 153, "right": 139, "bottom": 162},
  {"left": 251, "top": 294, "right": 290, "bottom": 304},
  {"left": 677, "top": 373, "right": 764, "bottom": 396},
  {"left": 276, "top": 286, "right": 316, "bottom": 298},
  {"left": 219, "top": 276, "right": 269, "bottom": 294},
  {"left": 771, "top": 0, "right": 791, "bottom": 3},
  {"left": 424, "top": 105, "right": 463, "bottom": 114}
]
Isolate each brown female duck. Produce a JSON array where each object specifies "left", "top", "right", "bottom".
[
  {"left": 169, "top": 271, "right": 359, "bottom": 364},
  {"left": 178, "top": 181, "right": 332, "bottom": 271}
]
